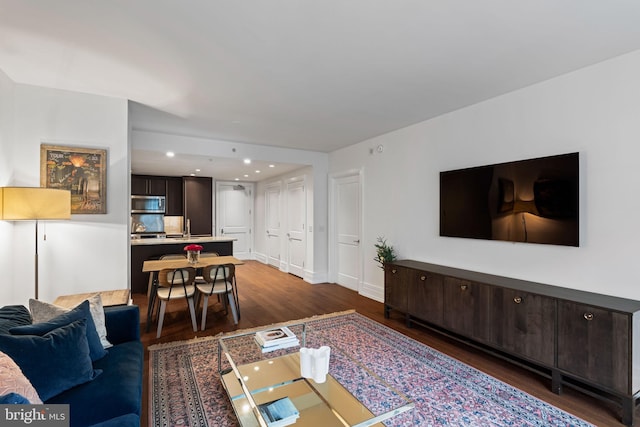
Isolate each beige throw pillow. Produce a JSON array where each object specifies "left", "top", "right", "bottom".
[
  {"left": 87, "top": 294, "right": 112, "bottom": 349},
  {"left": 0, "top": 350, "right": 43, "bottom": 404},
  {"left": 29, "top": 298, "right": 66, "bottom": 324},
  {"left": 29, "top": 295, "right": 112, "bottom": 349}
]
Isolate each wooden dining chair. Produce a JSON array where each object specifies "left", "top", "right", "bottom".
[
  {"left": 195, "top": 252, "right": 219, "bottom": 285},
  {"left": 147, "top": 253, "right": 187, "bottom": 323},
  {"left": 155, "top": 267, "right": 197, "bottom": 338},
  {"left": 195, "top": 264, "right": 239, "bottom": 330}
]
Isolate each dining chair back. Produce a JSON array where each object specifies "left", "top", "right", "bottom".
[
  {"left": 195, "top": 252, "right": 220, "bottom": 284},
  {"left": 155, "top": 267, "right": 197, "bottom": 338},
  {"left": 147, "top": 253, "right": 189, "bottom": 319},
  {"left": 195, "top": 263, "right": 239, "bottom": 329}
]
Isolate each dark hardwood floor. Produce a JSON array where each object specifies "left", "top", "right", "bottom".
[{"left": 135, "top": 260, "right": 630, "bottom": 426}]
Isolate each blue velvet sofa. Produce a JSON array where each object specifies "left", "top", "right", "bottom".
[{"left": 0, "top": 304, "right": 143, "bottom": 427}]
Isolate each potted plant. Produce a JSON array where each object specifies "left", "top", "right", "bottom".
[{"left": 374, "top": 236, "right": 396, "bottom": 269}]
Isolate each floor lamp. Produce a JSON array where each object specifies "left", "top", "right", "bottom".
[{"left": 0, "top": 187, "right": 71, "bottom": 299}]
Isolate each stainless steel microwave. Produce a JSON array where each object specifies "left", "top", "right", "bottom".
[{"left": 131, "top": 195, "right": 165, "bottom": 213}]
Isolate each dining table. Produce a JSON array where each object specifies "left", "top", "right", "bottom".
[{"left": 142, "top": 255, "right": 244, "bottom": 332}]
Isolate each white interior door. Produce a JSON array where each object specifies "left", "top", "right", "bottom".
[
  {"left": 265, "top": 183, "right": 281, "bottom": 268},
  {"left": 216, "top": 182, "right": 253, "bottom": 259},
  {"left": 335, "top": 174, "right": 361, "bottom": 291},
  {"left": 286, "top": 180, "right": 305, "bottom": 278}
]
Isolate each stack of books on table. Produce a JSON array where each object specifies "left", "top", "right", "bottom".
[
  {"left": 255, "top": 326, "right": 300, "bottom": 353},
  {"left": 257, "top": 396, "right": 300, "bottom": 427}
]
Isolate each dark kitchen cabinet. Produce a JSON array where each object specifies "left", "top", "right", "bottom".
[
  {"left": 131, "top": 175, "right": 166, "bottom": 196},
  {"left": 165, "top": 177, "right": 183, "bottom": 216},
  {"left": 183, "top": 176, "right": 213, "bottom": 236}
]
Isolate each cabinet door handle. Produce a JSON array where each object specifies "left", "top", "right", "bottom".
[
  {"left": 583, "top": 312, "right": 594, "bottom": 321},
  {"left": 513, "top": 296, "right": 523, "bottom": 304},
  {"left": 460, "top": 284, "right": 468, "bottom": 291},
  {"left": 391, "top": 269, "right": 397, "bottom": 274},
  {"left": 420, "top": 275, "right": 426, "bottom": 281}
]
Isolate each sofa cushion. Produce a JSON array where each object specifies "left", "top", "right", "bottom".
[
  {"left": 103, "top": 306, "right": 140, "bottom": 345},
  {"left": 13, "top": 300, "right": 107, "bottom": 361},
  {"left": 0, "top": 318, "right": 101, "bottom": 401},
  {"left": 46, "top": 341, "right": 143, "bottom": 427},
  {"left": 30, "top": 296, "right": 113, "bottom": 350},
  {"left": 0, "top": 305, "right": 31, "bottom": 335},
  {"left": 0, "top": 350, "right": 42, "bottom": 404}
]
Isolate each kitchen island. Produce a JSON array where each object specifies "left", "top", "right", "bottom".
[{"left": 131, "top": 236, "right": 235, "bottom": 293}]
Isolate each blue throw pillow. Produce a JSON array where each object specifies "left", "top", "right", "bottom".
[
  {"left": 0, "top": 305, "right": 32, "bottom": 335},
  {"left": 10, "top": 300, "right": 107, "bottom": 361},
  {"left": 0, "top": 318, "right": 101, "bottom": 401},
  {"left": 0, "top": 392, "right": 31, "bottom": 404}
]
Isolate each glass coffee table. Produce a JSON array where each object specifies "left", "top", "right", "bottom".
[{"left": 218, "top": 321, "right": 414, "bottom": 427}]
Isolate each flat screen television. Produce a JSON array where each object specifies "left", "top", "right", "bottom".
[{"left": 440, "top": 152, "right": 579, "bottom": 246}]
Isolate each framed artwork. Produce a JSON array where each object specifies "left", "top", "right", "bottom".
[{"left": 40, "top": 144, "right": 107, "bottom": 214}]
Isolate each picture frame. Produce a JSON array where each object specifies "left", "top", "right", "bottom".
[{"left": 40, "top": 144, "right": 107, "bottom": 214}]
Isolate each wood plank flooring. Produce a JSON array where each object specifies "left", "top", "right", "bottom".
[{"left": 135, "top": 260, "right": 630, "bottom": 426}]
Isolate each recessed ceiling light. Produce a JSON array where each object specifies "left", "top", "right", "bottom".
[
  {"left": 234, "top": 178, "right": 240, "bottom": 181},
  {"left": 166, "top": 151, "right": 175, "bottom": 157},
  {"left": 269, "top": 164, "right": 275, "bottom": 168},
  {"left": 244, "top": 174, "right": 249, "bottom": 178},
  {"left": 243, "top": 158, "right": 251, "bottom": 164},
  {"left": 190, "top": 173, "right": 195, "bottom": 176},
  {"left": 255, "top": 170, "right": 261, "bottom": 174},
  {"left": 195, "top": 169, "right": 201, "bottom": 172}
]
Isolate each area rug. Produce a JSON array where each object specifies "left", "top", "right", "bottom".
[{"left": 149, "top": 310, "right": 594, "bottom": 426}]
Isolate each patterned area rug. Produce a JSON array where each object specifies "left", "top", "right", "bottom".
[{"left": 149, "top": 310, "right": 593, "bottom": 426}]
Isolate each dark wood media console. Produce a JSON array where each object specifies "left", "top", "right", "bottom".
[{"left": 384, "top": 259, "right": 640, "bottom": 426}]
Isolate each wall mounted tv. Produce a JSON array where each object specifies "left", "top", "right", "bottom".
[{"left": 440, "top": 152, "right": 579, "bottom": 247}]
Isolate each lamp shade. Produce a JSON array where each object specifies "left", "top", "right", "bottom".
[{"left": 0, "top": 187, "right": 71, "bottom": 220}]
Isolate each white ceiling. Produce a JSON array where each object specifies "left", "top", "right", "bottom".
[
  {"left": 131, "top": 149, "right": 305, "bottom": 182},
  {"left": 2, "top": 1, "right": 640, "bottom": 178}
]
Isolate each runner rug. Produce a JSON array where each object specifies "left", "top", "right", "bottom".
[{"left": 148, "top": 310, "right": 593, "bottom": 426}]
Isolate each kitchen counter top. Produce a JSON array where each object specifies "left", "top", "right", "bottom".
[{"left": 130, "top": 236, "right": 236, "bottom": 246}]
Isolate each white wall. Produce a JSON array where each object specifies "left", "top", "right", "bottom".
[
  {"left": 0, "top": 80, "right": 130, "bottom": 305},
  {"left": 0, "top": 70, "right": 16, "bottom": 302},
  {"left": 330, "top": 49, "right": 640, "bottom": 301}
]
